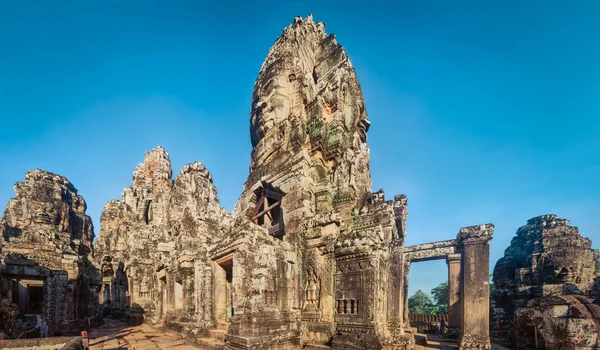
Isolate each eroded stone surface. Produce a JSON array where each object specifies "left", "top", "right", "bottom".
[
  {"left": 94, "top": 147, "right": 231, "bottom": 327},
  {"left": 0, "top": 169, "right": 100, "bottom": 334},
  {"left": 492, "top": 214, "right": 600, "bottom": 349},
  {"left": 92, "top": 14, "right": 495, "bottom": 350}
]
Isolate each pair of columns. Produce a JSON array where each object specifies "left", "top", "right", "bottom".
[{"left": 447, "top": 224, "right": 494, "bottom": 350}]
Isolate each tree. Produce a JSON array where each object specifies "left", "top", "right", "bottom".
[
  {"left": 430, "top": 282, "right": 448, "bottom": 314},
  {"left": 489, "top": 274, "right": 496, "bottom": 293},
  {"left": 408, "top": 290, "right": 434, "bottom": 314}
]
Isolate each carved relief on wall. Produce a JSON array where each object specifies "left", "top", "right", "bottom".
[
  {"left": 303, "top": 248, "right": 322, "bottom": 312},
  {"left": 304, "top": 264, "right": 320, "bottom": 310},
  {"left": 335, "top": 258, "right": 371, "bottom": 320}
]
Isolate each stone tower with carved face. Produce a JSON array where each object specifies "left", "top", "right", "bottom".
[
  {"left": 233, "top": 14, "right": 380, "bottom": 243},
  {"left": 86, "top": 14, "right": 496, "bottom": 350},
  {"left": 217, "top": 15, "right": 411, "bottom": 350}
]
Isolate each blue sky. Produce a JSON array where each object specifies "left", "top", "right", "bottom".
[{"left": 1, "top": 0, "right": 599, "bottom": 296}]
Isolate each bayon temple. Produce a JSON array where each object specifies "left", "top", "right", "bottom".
[{"left": 0, "top": 15, "right": 599, "bottom": 350}]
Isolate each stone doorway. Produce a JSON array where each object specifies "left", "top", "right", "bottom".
[
  {"left": 13, "top": 279, "right": 44, "bottom": 316},
  {"left": 174, "top": 279, "right": 184, "bottom": 312},
  {"left": 406, "top": 260, "right": 450, "bottom": 336},
  {"left": 26, "top": 285, "right": 44, "bottom": 314},
  {"left": 404, "top": 225, "right": 494, "bottom": 349},
  {"left": 214, "top": 255, "right": 233, "bottom": 321}
]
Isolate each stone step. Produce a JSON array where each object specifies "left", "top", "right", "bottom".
[
  {"left": 196, "top": 337, "right": 225, "bottom": 350},
  {"left": 103, "top": 341, "right": 121, "bottom": 350},
  {"left": 304, "top": 343, "right": 332, "bottom": 349},
  {"left": 215, "top": 322, "right": 230, "bottom": 330},
  {"left": 155, "top": 339, "right": 186, "bottom": 347},
  {"left": 132, "top": 343, "right": 158, "bottom": 350},
  {"left": 208, "top": 328, "right": 227, "bottom": 341},
  {"left": 163, "top": 345, "right": 202, "bottom": 350}
]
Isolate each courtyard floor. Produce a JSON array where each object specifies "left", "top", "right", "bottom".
[
  {"left": 88, "top": 319, "right": 201, "bottom": 350},
  {"left": 413, "top": 333, "right": 510, "bottom": 350},
  {"left": 88, "top": 320, "right": 510, "bottom": 350}
]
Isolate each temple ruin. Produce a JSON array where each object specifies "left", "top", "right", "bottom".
[
  {"left": 492, "top": 215, "right": 600, "bottom": 349},
  {"left": 89, "top": 15, "right": 495, "bottom": 349},
  {"left": 0, "top": 170, "right": 100, "bottom": 336},
  {"left": 3, "top": 11, "right": 600, "bottom": 350}
]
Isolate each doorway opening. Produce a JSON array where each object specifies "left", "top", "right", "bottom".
[
  {"left": 13, "top": 279, "right": 44, "bottom": 316},
  {"left": 407, "top": 259, "right": 448, "bottom": 337},
  {"left": 214, "top": 255, "right": 234, "bottom": 322},
  {"left": 251, "top": 185, "right": 285, "bottom": 238},
  {"left": 174, "top": 279, "right": 184, "bottom": 312},
  {"left": 26, "top": 285, "right": 44, "bottom": 314}
]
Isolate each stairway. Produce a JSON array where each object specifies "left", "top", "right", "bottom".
[{"left": 195, "top": 321, "right": 229, "bottom": 350}]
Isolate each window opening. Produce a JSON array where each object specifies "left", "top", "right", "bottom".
[{"left": 250, "top": 185, "right": 285, "bottom": 238}]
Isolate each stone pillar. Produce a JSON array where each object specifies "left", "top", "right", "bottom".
[
  {"left": 457, "top": 224, "right": 494, "bottom": 350},
  {"left": 446, "top": 253, "right": 462, "bottom": 335},
  {"left": 128, "top": 276, "right": 135, "bottom": 305},
  {"left": 387, "top": 243, "right": 404, "bottom": 327},
  {"left": 402, "top": 260, "right": 411, "bottom": 328}
]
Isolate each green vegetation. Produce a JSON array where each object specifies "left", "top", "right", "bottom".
[
  {"left": 408, "top": 281, "right": 448, "bottom": 315},
  {"left": 489, "top": 274, "right": 496, "bottom": 293}
]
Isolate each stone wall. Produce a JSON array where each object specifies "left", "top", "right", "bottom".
[{"left": 0, "top": 170, "right": 100, "bottom": 335}]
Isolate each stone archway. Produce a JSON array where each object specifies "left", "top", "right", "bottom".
[{"left": 404, "top": 224, "right": 494, "bottom": 349}]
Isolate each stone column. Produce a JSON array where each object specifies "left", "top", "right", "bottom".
[
  {"left": 446, "top": 253, "right": 462, "bottom": 335},
  {"left": 387, "top": 243, "right": 404, "bottom": 327},
  {"left": 457, "top": 224, "right": 494, "bottom": 350},
  {"left": 402, "top": 260, "right": 411, "bottom": 328}
]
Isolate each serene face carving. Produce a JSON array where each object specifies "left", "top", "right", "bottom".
[{"left": 251, "top": 71, "right": 291, "bottom": 146}]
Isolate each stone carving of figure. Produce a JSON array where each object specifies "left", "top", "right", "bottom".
[{"left": 304, "top": 266, "right": 321, "bottom": 310}]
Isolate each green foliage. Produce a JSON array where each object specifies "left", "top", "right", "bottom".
[
  {"left": 409, "top": 281, "right": 450, "bottom": 315},
  {"left": 430, "top": 282, "right": 449, "bottom": 314},
  {"left": 489, "top": 274, "right": 496, "bottom": 293},
  {"left": 0, "top": 298, "right": 23, "bottom": 338},
  {"left": 408, "top": 290, "right": 434, "bottom": 314}
]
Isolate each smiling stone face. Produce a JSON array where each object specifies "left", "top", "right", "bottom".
[
  {"left": 250, "top": 71, "right": 291, "bottom": 147},
  {"left": 248, "top": 15, "right": 372, "bottom": 193}
]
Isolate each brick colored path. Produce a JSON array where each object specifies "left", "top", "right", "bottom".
[{"left": 88, "top": 319, "right": 200, "bottom": 350}]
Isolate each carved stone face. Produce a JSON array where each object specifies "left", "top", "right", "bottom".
[{"left": 251, "top": 71, "right": 291, "bottom": 146}]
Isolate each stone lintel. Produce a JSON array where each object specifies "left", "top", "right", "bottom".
[
  {"left": 446, "top": 253, "right": 461, "bottom": 263},
  {"left": 457, "top": 224, "right": 494, "bottom": 245},
  {"left": 405, "top": 239, "right": 457, "bottom": 262}
]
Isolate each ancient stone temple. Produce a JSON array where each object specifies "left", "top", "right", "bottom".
[
  {"left": 492, "top": 214, "right": 600, "bottom": 349},
  {"left": 0, "top": 170, "right": 100, "bottom": 335},
  {"left": 93, "top": 147, "right": 232, "bottom": 327},
  {"left": 93, "top": 15, "right": 496, "bottom": 350}
]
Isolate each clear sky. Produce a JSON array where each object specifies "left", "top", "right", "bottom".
[{"left": 1, "top": 0, "right": 599, "bottom": 297}]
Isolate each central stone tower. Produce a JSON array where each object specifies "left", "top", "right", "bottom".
[
  {"left": 238, "top": 13, "right": 372, "bottom": 218},
  {"left": 217, "top": 14, "right": 411, "bottom": 349}
]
